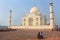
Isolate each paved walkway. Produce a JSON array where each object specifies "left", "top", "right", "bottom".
[{"left": 0, "top": 29, "right": 60, "bottom": 40}]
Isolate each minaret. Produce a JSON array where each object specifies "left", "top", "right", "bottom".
[
  {"left": 8, "top": 10, "right": 12, "bottom": 28},
  {"left": 49, "top": 2, "right": 55, "bottom": 29}
]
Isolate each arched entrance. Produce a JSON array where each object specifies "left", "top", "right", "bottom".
[{"left": 28, "top": 18, "right": 33, "bottom": 26}]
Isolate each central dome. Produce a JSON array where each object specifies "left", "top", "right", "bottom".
[{"left": 30, "top": 6, "right": 39, "bottom": 13}]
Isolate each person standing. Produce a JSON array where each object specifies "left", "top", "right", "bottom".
[{"left": 37, "top": 32, "right": 44, "bottom": 39}]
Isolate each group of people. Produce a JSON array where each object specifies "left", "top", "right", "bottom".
[{"left": 37, "top": 32, "right": 44, "bottom": 39}]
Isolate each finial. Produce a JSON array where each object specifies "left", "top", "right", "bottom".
[
  {"left": 49, "top": 0, "right": 53, "bottom": 6},
  {"left": 33, "top": 4, "right": 37, "bottom": 8},
  {"left": 9, "top": 9, "right": 12, "bottom": 13},
  {"left": 34, "top": 4, "right": 36, "bottom": 6}
]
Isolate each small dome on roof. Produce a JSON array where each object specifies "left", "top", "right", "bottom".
[{"left": 30, "top": 6, "right": 39, "bottom": 13}]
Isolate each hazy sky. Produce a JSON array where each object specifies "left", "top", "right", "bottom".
[{"left": 0, "top": 0, "right": 60, "bottom": 26}]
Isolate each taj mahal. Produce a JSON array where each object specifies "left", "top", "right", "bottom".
[
  {"left": 22, "top": 6, "right": 47, "bottom": 26},
  {"left": 8, "top": 2, "right": 57, "bottom": 30}
]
